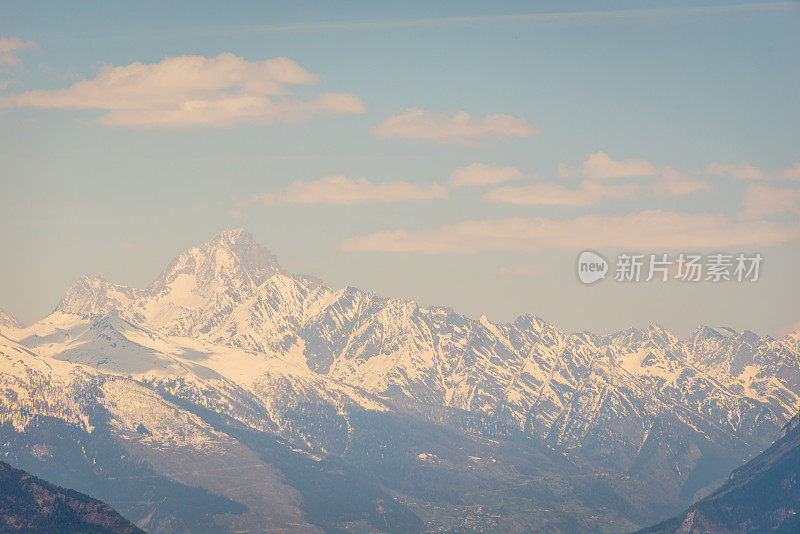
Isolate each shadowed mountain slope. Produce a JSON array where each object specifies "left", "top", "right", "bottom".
[
  {"left": 0, "top": 460, "right": 142, "bottom": 534},
  {"left": 638, "top": 410, "right": 800, "bottom": 533}
]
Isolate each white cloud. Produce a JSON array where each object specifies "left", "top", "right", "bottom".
[
  {"left": 649, "top": 167, "right": 712, "bottom": 197},
  {"left": 0, "top": 36, "right": 34, "bottom": 67},
  {"left": 371, "top": 108, "right": 537, "bottom": 145},
  {"left": 447, "top": 163, "right": 525, "bottom": 188},
  {"left": 251, "top": 175, "right": 447, "bottom": 206},
  {"left": 702, "top": 161, "right": 800, "bottom": 182},
  {"left": 340, "top": 211, "right": 800, "bottom": 255},
  {"left": 558, "top": 152, "right": 710, "bottom": 197},
  {"left": 704, "top": 162, "right": 764, "bottom": 180},
  {"left": 768, "top": 162, "right": 800, "bottom": 182},
  {"left": 559, "top": 151, "right": 657, "bottom": 179},
  {"left": 4, "top": 53, "right": 365, "bottom": 128},
  {"left": 742, "top": 183, "right": 800, "bottom": 219},
  {"left": 483, "top": 180, "right": 639, "bottom": 206}
]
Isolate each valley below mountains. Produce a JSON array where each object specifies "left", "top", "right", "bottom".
[{"left": 1, "top": 229, "right": 798, "bottom": 533}]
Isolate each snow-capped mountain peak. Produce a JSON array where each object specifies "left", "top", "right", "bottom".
[
  {"left": 689, "top": 324, "right": 743, "bottom": 344},
  {"left": 0, "top": 307, "right": 21, "bottom": 329},
  {"left": 50, "top": 231, "right": 287, "bottom": 343},
  {"left": 604, "top": 323, "right": 677, "bottom": 349},
  {"left": 149, "top": 229, "right": 281, "bottom": 297},
  {"left": 56, "top": 275, "right": 142, "bottom": 317}
]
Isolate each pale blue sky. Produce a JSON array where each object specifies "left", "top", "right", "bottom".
[{"left": 1, "top": 1, "right": 798, "bottom": 336}]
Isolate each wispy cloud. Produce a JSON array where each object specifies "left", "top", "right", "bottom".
[
  {"left": 742, "top": 183, "right": 800, "bottom": 218},
  {"left": 559, "top": 151, "right": 657, "bottom": 180},
  {"left": 341, "top": 211, "right": 800, "bottom": 255},
  {"left": 447, "top": 163, "right": 525, "bottom": 188},
  {"left": 0, "top": 36, "right": 35, "bottom": 67},
  {"left": 207, "top": 3, "right": 795, "bottom": 36},
  {"left": 559, "top": 151, "right": 710, "bottom": 197},
  {"left": 770, "top": 163, "right": 800, "bottom": 182},
  {"left": 703, "top": 161, "right": 800, "bottom": 181},
  {"left": 3, "top": 53, "right": 365, "bottom": 128},
  {"left": 704, "top": 162, "right": 764, "bottom": 180},
  {"left": 371, "top": 109, "right": 537, "bottom": 146},
  {"left": 251, "top": 175, "right": 447, "bottom": 206},
  {"left": 483, "top": 181, "right": 639, "bottom": 206},
  {"left": 650, "top": 167, "right": 712, "bottom": 197}
]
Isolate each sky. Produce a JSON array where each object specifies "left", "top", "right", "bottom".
[{"left": 1, "top": 1, "right": 799, "bottom": 337}]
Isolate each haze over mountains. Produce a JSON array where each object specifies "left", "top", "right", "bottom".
[{"left": 1, "top": 229, "right": 798, "bottom": 532}]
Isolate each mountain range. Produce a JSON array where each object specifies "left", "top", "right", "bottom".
[{"left": 1, "top": 229, "right": 798, "bottom": 532}]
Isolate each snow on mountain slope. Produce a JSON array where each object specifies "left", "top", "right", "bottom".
[
  {"left": 0, "top": 330, "right": 232, "bottom": 453},
  {"left": 0, "top": 307, "right": 22, "bottom": 330},
  {"left": 688, "top": 326, "right": 800, "bottom": 420},
  {"left": 57, "top": 276, "right": 143, "bottom": 317},
  {"left": 0, "top": 332, "right": 95, "bottom": 433},
  {"left": 122, "top": 229, "right": 286, "bottom": 341},
  {"left": 2, "top": 229, "right": 800, "bottom": 531},
  {"left": 6, "top": 307, "right": 389, "bottom": 446},
  {"left": 2, "top": 229, "right": 799, "bottom": 482}
]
